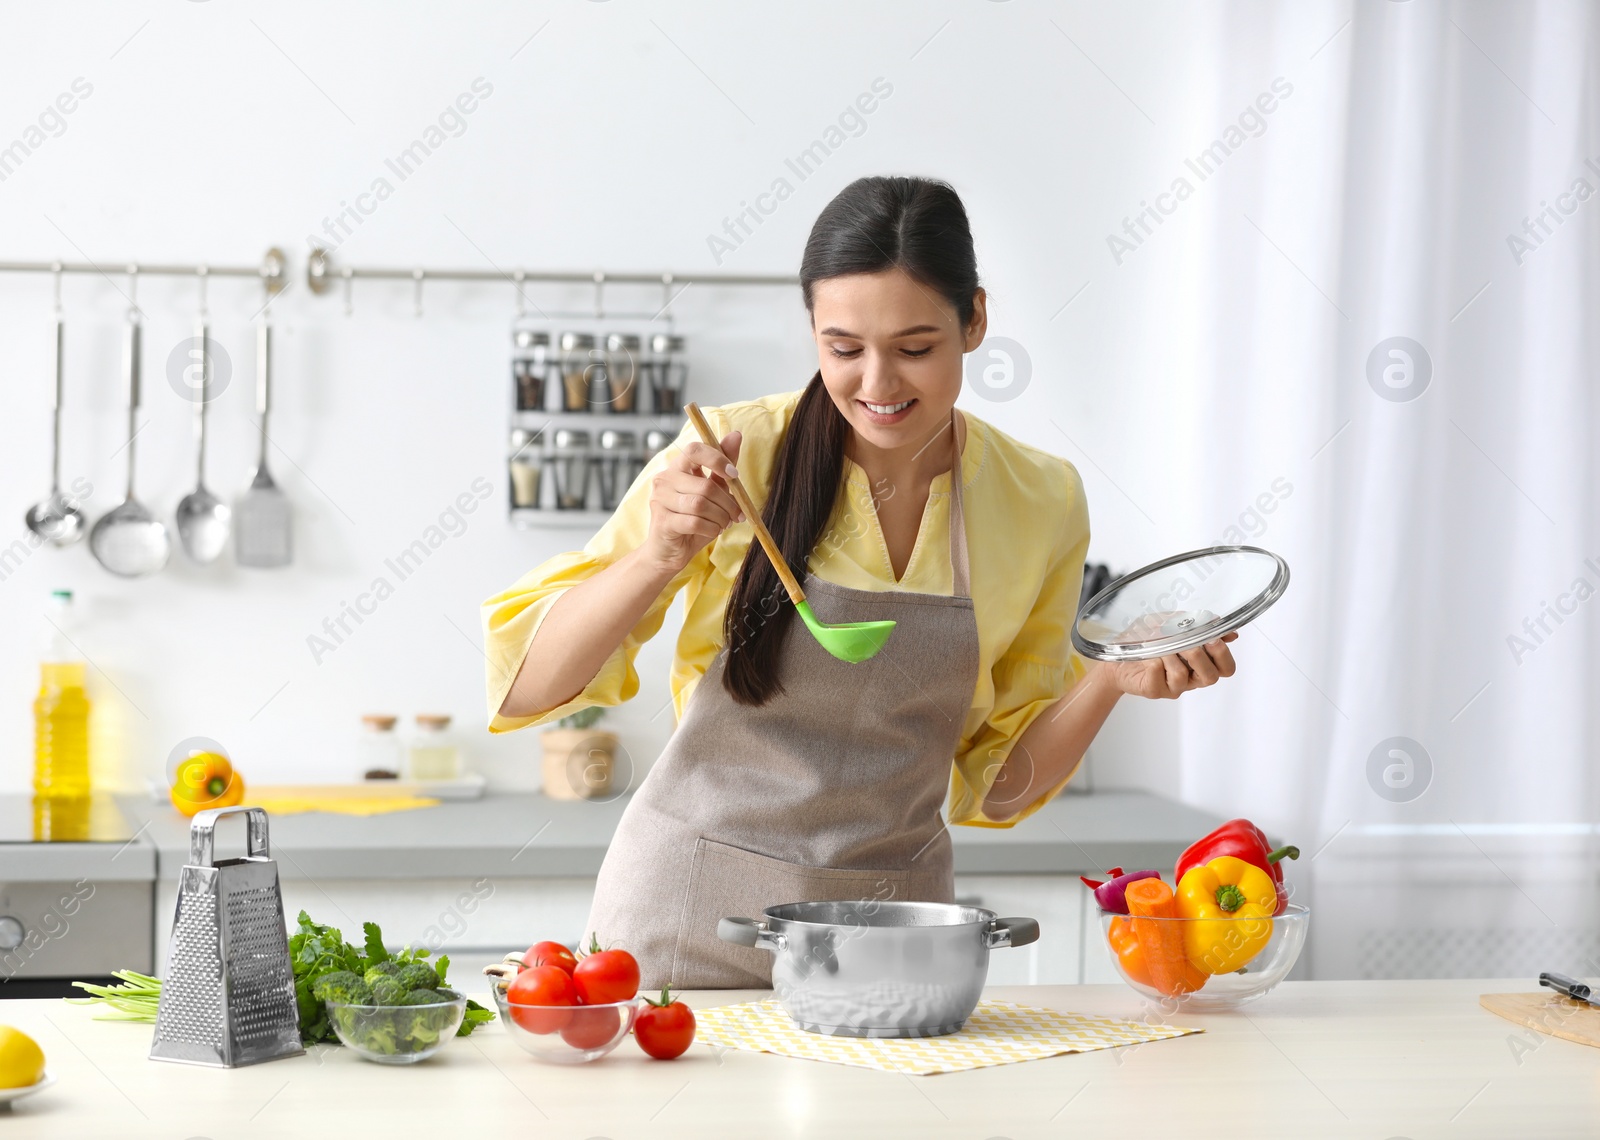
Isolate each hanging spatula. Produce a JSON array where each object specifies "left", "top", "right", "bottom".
[{"left": 235, "top": 319, "right": 291, "bottom": 568}]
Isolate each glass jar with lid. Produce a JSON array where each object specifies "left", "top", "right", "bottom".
[
  {"left": 644, "top": 333, "right": 687, "bottom": 414},
  {"left": 513, "top": 329, "right": 552, "bottom": 412},
  {"left": 408, "top": 714, "right": 461, "bottom": 781},
  {"left": 359, "top": 714, "right": 404, "bottom": 781},
  {"left": 595, "top": 428, "right": 638, "bottom": 510},
  {"left": 603, "top": 333, "right": 641, "bottom": 413},
  {"left": 550, "top": 427, "right": 593, "bottom": 510},
  {"left": 630, "top": 427, "right": 673, "bottom": 486},
  {"left": 508, "top": 428, "right": 544, "bottom": 509},
  {"left": 558, "top": 332, "right": 598, "bottom": 412}
]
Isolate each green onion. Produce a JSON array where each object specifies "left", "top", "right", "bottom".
[{"left": 65, "top": 969, "right": 163, "bottom": 1022}]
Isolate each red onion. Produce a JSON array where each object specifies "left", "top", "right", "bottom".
[{"left": 1092, "top": 869, "right": 1161, "bottom": 914}]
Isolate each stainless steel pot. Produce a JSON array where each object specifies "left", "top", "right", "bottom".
[{"left": 718, "top": 900, "right": 1039, "bottom": 1038}]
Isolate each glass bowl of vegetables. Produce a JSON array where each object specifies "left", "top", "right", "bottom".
[
  {"left": 316, "top": 960, "right": 468, "bottom": 1063},
  {"left": 326, "top": 994, "right": 467, "bottom": 1063},
  {"left": 1098, "top": 903, "right": 1309, "bottom": 1011},
  {"left": 491, "top": 985, "right": 640, "bottom": 1064},
  {"left": 1088, "top": 821, "right": 1311, "bottom": 1011}
]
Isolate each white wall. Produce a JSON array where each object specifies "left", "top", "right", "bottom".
[{"left": 3, "top": 0, "right": 1231, "bottom": 793}]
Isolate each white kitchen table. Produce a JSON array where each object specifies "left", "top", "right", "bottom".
[{"left": 1, "top": 980, "right": 1591, "bottom": 1139}]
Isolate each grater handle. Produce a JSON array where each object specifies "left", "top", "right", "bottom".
[{"left": 189, "top": 806, "right": 271, "bottom": 867}]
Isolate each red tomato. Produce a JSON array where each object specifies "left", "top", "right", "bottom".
[
  {"left": 635, "top": 987, "right": 695, "bottom": 1060},
  {"left": 505, "top": 964, "right": 577, "bottom": 1035},
  {"left": 525, "top": 940, "right": 578, "bottom": 976},
  {"left": 572, "top": 935, "right": 640, "bottom": 1004},
  {"left": 560, "top": 1004, "right": 622, "bottom": 1050}
]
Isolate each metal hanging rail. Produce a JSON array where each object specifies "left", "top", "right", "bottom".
[
  {"left": 0, "top": 248, "right": 288, "bottom": 292},
  {"left": 304, "top": 247, "right": 797, "bottom": 293}
]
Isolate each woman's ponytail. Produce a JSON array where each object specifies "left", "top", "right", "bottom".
[{"left": 721, "top": 372, "right": 847, "bottom": 704}]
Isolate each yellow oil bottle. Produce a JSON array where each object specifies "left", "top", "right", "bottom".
[{"left": 33, "top": 590, "right": 91, "bottom": 799}]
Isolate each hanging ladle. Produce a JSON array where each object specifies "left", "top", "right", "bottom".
[
  {"left": 24, "top": 267, "right": 86, "bottom": 546},
  {"left": 684, "top": 402, "right": 895, "bottom": 664},
  {"left": 89, "top": 275, "right": 170, "bottom": 578}
]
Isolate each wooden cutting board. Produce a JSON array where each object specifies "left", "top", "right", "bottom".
[{"left": 1481, "top": 991, "right": 1600, "bottom": 1048}]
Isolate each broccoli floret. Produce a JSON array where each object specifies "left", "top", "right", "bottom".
[
  {"left": 370, "top": 977, "right": 407, "bottom": 1006},
  {"left": 363, "top": 961, "right": 401, "bottom": 987},
  {"left": 401, "top": 988, "right": 446, "bottom": 1005},
  {"left": 311, "top": 971, "right": 372, "bottom": 1006},
  {"left": 394, "top": 962, "right": 439, "bottom": 991}
]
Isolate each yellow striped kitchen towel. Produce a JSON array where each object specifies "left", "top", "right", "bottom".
[{"left": 694, "top": 998, "right": 1199, "bottom": 1075}]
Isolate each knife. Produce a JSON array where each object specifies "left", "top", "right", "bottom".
[{"left": 1539, "top": 972, "right": 1600, "bottom": 1006}]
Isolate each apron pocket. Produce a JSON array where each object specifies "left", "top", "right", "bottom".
[{"left": 672, "top": 838, "right": 910, "bottom": 989}]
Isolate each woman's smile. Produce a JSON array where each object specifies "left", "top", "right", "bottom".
[{"left": 858, "top": 396, "right": 918, "bottom": 424}]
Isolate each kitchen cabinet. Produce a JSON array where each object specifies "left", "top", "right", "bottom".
[
  {"left": 953, "top": 875, "right": 1083, "bottom": 984},
  {"left": 152, "top": 873, "right": 1112, "bottom": 986},
  {"left": 118, "top": 789, "right": 1223, "bottom": 984}
]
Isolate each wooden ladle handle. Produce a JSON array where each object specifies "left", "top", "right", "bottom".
[{"left": 684, "top": 403, "right": 807, "bottom": 605}]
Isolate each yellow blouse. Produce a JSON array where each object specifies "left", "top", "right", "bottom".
[{"left": 481, "top": 391, "right": 1091, "bottom": 827}]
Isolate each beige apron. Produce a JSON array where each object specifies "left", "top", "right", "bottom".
[{"left": 585, "top": 422, "right": 980, "bottom": 988}]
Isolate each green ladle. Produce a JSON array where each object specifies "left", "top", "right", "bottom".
[{"left": 686, "top": 403, "right": 895, "bottom": 663}]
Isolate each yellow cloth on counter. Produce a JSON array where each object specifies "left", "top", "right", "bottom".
[
  {"left": 694, "top": 998, "right": 1199, "bottom": 1074},
  {"left": 481, "top": 391, "right": 1091, "bottom": 827},
  {"left": 242, "top": 788, "right": 441, "bottom": 817}
]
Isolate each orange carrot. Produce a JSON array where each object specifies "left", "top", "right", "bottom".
[{"left": 1124, "top": 877, "right": 1206, "bottom": 997}]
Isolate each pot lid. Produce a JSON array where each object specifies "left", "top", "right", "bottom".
[{"left": 1071, "top": 545, "right": 1289, "bottom": 662}]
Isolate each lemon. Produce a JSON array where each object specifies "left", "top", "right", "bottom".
[{"left": 0, "top": 1026, "right": 45, "bottom": 1089}]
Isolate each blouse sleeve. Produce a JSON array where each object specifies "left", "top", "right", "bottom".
[
  {"left": 480, "top": 419, "right": 708, "bottom": 734},
  {"left": 948, "top": 460, "right": 1091, "bottom": 827}
]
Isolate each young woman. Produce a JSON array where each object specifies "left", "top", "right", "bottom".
[{"left": 483, "top": 176, "right": 1238, "bottom": 988}]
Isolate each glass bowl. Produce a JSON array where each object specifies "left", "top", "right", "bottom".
[
  {"left": 491, "top": 986, "right": 639, "bottom": 1064},
  {"left": 1098, "top": 903, "right": 1309, "bottom": 1011},
  {"left": 325, "top": 995, "right": 467, "bottom": 1064}
]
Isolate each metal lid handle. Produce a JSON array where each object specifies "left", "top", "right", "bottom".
[{"left": 189, "top": 806, "right": 270, "bottom": 867}]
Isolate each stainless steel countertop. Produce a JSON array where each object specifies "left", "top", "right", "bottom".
[{"left": 100, "top": 789, "right": 1224, "bottom": 882}]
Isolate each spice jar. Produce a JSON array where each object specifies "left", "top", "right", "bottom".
[
  {"left": 550, "top": 427, "right": 592, "bottom": 510},
  {"left": 513, "top": 329, "right": 551, "bottom": 412},
  {"left": 630, "top": 427, "right": 672, "bottom": 486},
  {"left": 595, "top": 428, "right": 637, "bottom": 510},
  {"left": 558, "top": 332, "right": 598, "bottom": 412},
  {"left": 408, "top": 714, "right": 461, "bottom": 781},
  {"left": 359, "top": 714, "right": 404, "bottom": 781},
  {"left": 508, "top": 428, "right": 543, "bottom": 509},
  {"left": 603, "top": 333, "right": 641, "bottom": 413},
  {"left": 645, "top": 333, "right": 687, "bottom": 415}
]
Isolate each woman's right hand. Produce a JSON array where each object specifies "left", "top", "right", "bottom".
[{"left": 641, "top": 431, "right": 745, "bottom": 575}]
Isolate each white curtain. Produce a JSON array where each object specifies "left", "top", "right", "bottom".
[{"left": 1155, "top": 1, "right": 1600, "bottom": 977}]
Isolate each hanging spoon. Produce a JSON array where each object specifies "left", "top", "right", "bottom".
[
  {"left": 89, "top": 292, "right": 170, "bottom": 578},
  {"left": 24, "top": 272, "right": 85, "bottom": 546},
  {"left": 684, "top": 402, "right": 895, "bottom": 664},
  {"left": 175, "top": 272, "right": 230, "bottom": 562}
]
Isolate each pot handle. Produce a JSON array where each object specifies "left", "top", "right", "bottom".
[
  {"left": 986, "top": 916, "right": 1040, "bottom": 949},
  {"left": 717, "top": 917, "right": 787, "bottom": 953}
]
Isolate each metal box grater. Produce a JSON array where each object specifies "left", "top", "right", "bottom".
[{"left": 150, "top": 806, "right": 304, "bottom": 1067}]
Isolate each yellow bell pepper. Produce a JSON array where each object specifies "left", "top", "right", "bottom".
[
  {"left": 169, "top": 751, "right": 246, "bottom": 818},
  {"left": 1176, "top": 855, "right": 1277, "bottom": 975}
]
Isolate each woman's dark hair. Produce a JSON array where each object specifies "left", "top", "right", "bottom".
[{"left": 722, "top": 175, "right": 980, "bottom": 705}]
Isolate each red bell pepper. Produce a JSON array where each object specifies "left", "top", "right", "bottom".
[{"left": 1173, "top": 819, "right": 1298, "bottom": 916}]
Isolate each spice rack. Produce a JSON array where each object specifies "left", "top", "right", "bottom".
[
  {"left": 303, "top": 249, "right": 797, "bottom": 534},
  {"left": 504, "top": 328, "right": 689, "bottom": 525}
]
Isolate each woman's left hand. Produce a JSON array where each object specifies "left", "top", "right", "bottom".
[{"left": 1100, "top": 632, "right": 1239, "bottom": 700}]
